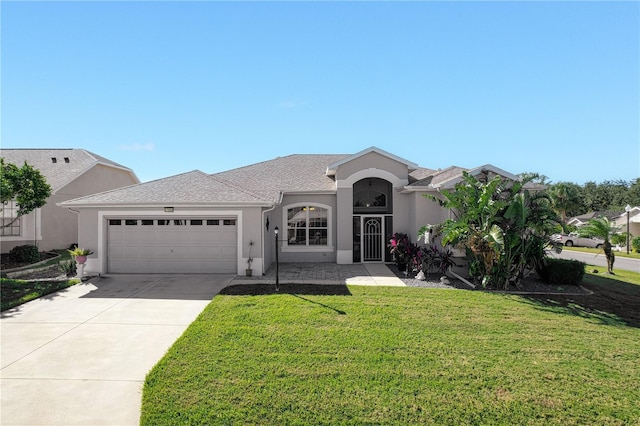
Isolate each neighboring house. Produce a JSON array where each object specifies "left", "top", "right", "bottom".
[
  {"left": 567, "top": 212, "right": 601, "bottom": 228},
  {"left": 613, "top": 206, "right": 640, "bottom": 240},
  {"left": 1, "top": 149, "right": 139, "bottom": 253},
  {"left": 60, "top": 146, "right": 535, "bottom": 276}
]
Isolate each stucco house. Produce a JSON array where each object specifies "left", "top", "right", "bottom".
[
  {"left": 1, "top": 149, "right": 139, "bottom": 253},
  {"left": 613, "top": 206, "right": 640, "bottom": 242},
  {"left": 60, "top": 147, "right": 530, "bottom": 276}
]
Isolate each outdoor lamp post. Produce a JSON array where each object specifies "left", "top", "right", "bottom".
[
  {"left": 625, "top": 205, "right": 632, "bottom": 255},
  {"left": 274, "top": 226, "right": 280, "bottom": 291}
]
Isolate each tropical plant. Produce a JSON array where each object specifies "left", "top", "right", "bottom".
[
  {"left": 59, "top": 260, "right": 77, "bottom": 277},
  {"left": 1, "top": 158, "right": 52, "bottom": 229},
  {"left": 68, "top": 247, "right": 94, "bottom": 257},
  {"left": 388, "top": 232, "right": 418, "bottom": 272},
  {"left": 424, "top": 171, "right": 560, "bottom": 289},
  {"left": 579, "top": 216, "right": 621, "bottom": 274},
  {"left": 548, "top": 182, "right": 582, "bottom": 224}
]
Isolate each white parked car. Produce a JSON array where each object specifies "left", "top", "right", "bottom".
[{"left": 551, "top": 232, "right": 605, "bottom": 248}]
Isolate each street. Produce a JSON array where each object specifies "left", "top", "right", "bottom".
[{"left": 549, "top": 249, "right": 640, "bottom": 273}]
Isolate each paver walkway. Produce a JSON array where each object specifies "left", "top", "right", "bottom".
[{"left": 232, "top": 262, "right": 405, "bottom": 286}]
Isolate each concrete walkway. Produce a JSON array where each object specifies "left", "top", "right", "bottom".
[
  {"left": 1, "top": 274, "right": 233, "bottom": 426},
  {"left": 1, "top": 264, "right": 403, "bottom": 425}
]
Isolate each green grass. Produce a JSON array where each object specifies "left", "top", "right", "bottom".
[
  {"left": 1, "top": 277, "right": 80, "bottom": 311},
  {"left": 141, "top": 285, "right": 640, "bottom": 425}
]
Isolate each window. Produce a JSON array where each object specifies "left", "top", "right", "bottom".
[
  {"left": 353, "top": 178, "right": 392, "bottom": 214},
  {"left": 158, "top": 220, "right": 170, "bottom": 226},
  {"left": 174, "top": 220, "right": 187, "bottom": 226},
  {"left": 1, "top": 201, "right": 20, "bottom": 236},
  {"left": 109, "top": 219, "right": 122, "bottom": 226},
  {"left": 125, "top": 219, "right": 138, "bottom": 226},
  {"left": 207, "top": 219, "right": 220, "bottom": 226},
  {"left": 286, "top": 205, "right": 329, "bottom": 247},
  {"left": 190, "top": 220, "right": 203, "bottom": 226},
  {"left": 223, "top": 219, "right": 236, "bottom": 226},
  {"left": 141, "top": 220, "right": 154, "bottom": 226}
]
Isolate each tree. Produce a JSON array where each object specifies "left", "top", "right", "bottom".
[
  {"left": 548, "top": 182, "right": 583, "bottom": 224},
  {"left": 580, "top": 216, "right": 621, "bottom": 274},
  {"left": 1, "top": 158, "right": 52, "bottom": 228}
]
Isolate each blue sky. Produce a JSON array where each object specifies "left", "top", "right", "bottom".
[{"left": 2, "top": 1, "right": 638, "bottom": 185}]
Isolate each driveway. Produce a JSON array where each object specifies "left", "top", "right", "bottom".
[{"left": 1, "top": 274, "right": 233, "bottom": 426}]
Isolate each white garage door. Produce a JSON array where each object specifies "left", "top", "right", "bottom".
[{"left": 107, "top": 218, "right": 238, "bottom": 273}]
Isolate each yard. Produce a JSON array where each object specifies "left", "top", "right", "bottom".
[{"left": 141, "top": 269, "right": 640, "bottom": 425}]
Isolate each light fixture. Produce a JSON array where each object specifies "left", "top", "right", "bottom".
[
  {"left": 625, "top": 205, "right": 632, "bottom": 255},
  {"left": 164, "top": 207, "right": 174, "bottom": 212}
]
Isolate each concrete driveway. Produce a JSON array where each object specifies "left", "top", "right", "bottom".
[{"left": 1, "top": 274, "right": 233, "bottom": 426}]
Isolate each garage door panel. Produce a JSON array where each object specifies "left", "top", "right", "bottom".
[{"left": 108, "top": 219, "right": 238, "bottom": 274}]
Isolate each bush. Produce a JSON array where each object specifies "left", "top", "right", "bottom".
[
  {"left": 632, "top": 236, "right": 640, "bottom": 253},
  {"left": 9, "top": 245, "right": 40, "bottom": 264},
  {"left": 58, "top": 260, "right": 77, "bottom": 277},
  {"left": 537, "top": 258, "right": 585, "bottom": 286}
]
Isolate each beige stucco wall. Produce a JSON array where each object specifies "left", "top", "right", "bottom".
[
  {"left": 334, "top": 151, "right": 408, "bottom": 182},
  {"left": 410, "top": 191, "right": 449, "bottom": 247},
  {"left": 1, "top": 165, "right": 137, "bottom": 253}
]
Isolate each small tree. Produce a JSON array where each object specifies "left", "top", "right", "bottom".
[
  {"left": 1, "top": 158, "right": 52, "bottom": 229},
  {"left": 579, "top": 216, "right": 621, "bottom": 274}
]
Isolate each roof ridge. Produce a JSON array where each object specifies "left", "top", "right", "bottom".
[{"left": 209, "top": 173, "right": 275, "bottom": 202}]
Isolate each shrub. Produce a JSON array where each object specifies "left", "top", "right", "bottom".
[
  {"left": 632, "top": 236, "right": 640, "bottom": 253},
  {"left": 9, "top": 245, "right": 40, "bottom": 264},
  {"left": 537, "top": 258, "right": 585, "bottom": 286},
  {"left": 58, "top": 260, "right": 77, "bottom": 277}
]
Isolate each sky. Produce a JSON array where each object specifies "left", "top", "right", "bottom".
[{"left": 2, "top": 1, "right": 639, "bottom": 185}]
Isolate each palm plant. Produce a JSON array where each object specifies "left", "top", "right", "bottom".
[
  {"left": 425, "top": 171, "right": 560, "bottom": 289},
  {"left": 579, "top": 216, "right": 621, "bottom": 274},
  {"left": 548, "top": 182, "right": 582, "bottom": 225}
]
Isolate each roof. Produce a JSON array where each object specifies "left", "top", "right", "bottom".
[
  {"left": 61, "top": 170, "right": 273, "bottom": 206},
  {"left": 213, "top": 154, "right": 348, "bottom": 195},
  {"left": 0, "top": 148, "right": 137, "bottom": 192},
  {"left": 326, "top": 146, "right": 419, "bottom": 176},
  {"left": 58, "top": 146, "right": 533, "bottom": 208}
]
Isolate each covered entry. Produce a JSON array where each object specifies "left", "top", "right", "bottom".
[{"left": 107, "top": 217, "right": 237, "bottom": 273}]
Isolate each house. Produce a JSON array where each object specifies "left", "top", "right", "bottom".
[
  {"left": 60, "top": 147, "right": 533, "bottom": 276},
  {"left": 1, "top": 149, "right": 139, "bottom": 253},
  {"left": 613, "top": 206, "right": 640, "bottom": 242}
]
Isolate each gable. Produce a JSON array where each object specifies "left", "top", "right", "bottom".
[{"left": 0, "top": 148, "right": 137, "bottom": 192}]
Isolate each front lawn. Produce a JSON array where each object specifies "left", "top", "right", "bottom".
[
  {"left": 142, "top": 282, "right": 640, "bottom": 425},
  {"left": 1, "top": 277, "right": 80, "bottom": 311}
]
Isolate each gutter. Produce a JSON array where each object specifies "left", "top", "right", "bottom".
[{"left": 261, "top": 191, "right": 283, "bottom": 275}]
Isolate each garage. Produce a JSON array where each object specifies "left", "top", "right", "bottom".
[{"left": 107, "top": 217, "right": 238, "bottom": 273}]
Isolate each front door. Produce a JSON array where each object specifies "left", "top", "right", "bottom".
[{"left": 362, "top": 216, "right": 383, "bottom": 262}]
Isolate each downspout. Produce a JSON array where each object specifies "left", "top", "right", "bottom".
[{"left": 261, "top": 192, "right": 283, "bottom": 275}]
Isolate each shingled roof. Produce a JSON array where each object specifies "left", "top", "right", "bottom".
[
  {"left": 61, "top": 170, "right": 274, "bottom": 206},
  {"left": 59, "top": 148, "right": 531, "bottom": 207},
  {"left": 0, "top": 148, "right": 136, "bottom": 192},
  {"left": 213, "top": 154, "right": 348, "bottom": 194}
]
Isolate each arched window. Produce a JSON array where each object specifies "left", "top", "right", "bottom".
[
  {"left": 353, "top": 178, "right": 392, "bottom": 214},
  {"left": 285, "top": 204, "right": 331, "bottom": 248}
]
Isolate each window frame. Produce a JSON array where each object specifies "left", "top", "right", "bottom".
[
  {"left": 282, "top": 203, "right": 333, "bottom": 252},
  {"left": 1, "top": 201, "right": 21, "bottom": 237}
]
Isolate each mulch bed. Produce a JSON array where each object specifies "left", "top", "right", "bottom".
[{"left": 386, "top": 264, "right": 591, "bottom": 295}]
